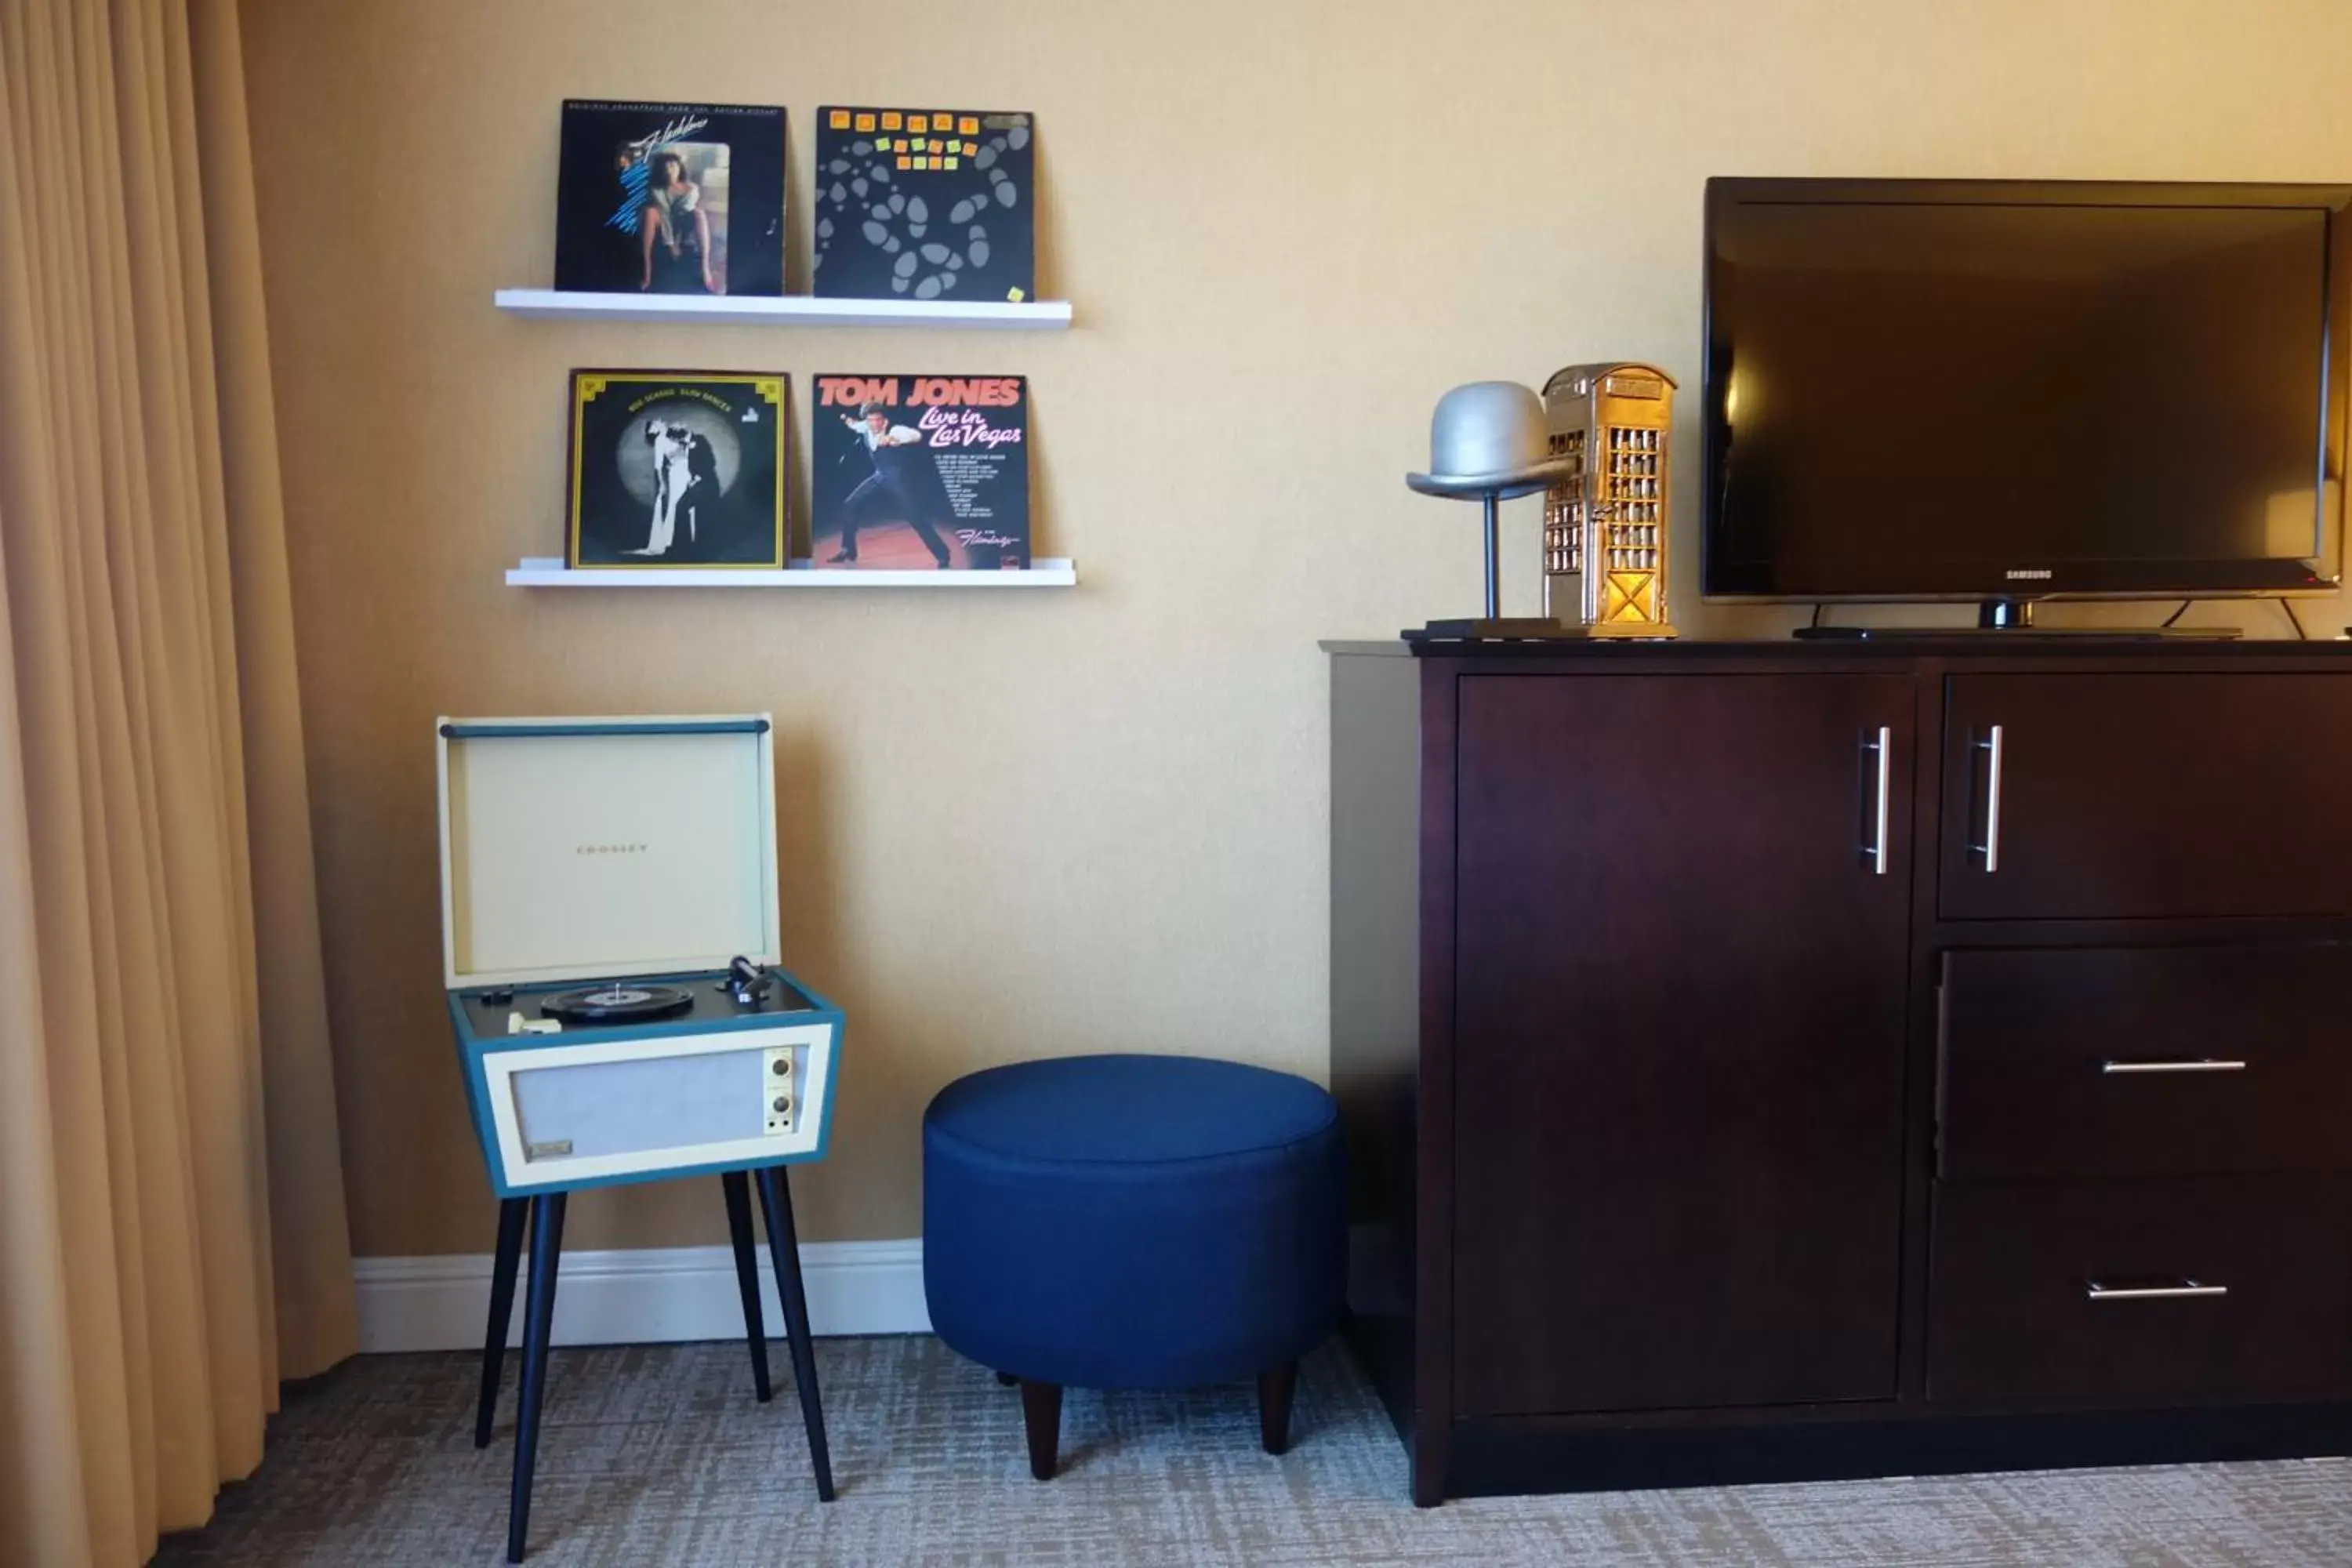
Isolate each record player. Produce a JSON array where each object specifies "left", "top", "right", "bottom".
[{"left": 439, "top": 714, "right": 842, "bottom": 1195}]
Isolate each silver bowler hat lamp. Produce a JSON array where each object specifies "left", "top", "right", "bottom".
[{"left": 1406, "top": 380, "right": 1576, "bottom": 640}]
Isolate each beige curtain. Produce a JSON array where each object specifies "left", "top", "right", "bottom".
[{"left": 0, "top": 2, "right": 357, "bottom": 1564}]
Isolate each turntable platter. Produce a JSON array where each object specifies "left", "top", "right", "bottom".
[{"left": 539, "top": 982, "right": 695, "bottom": 1025}]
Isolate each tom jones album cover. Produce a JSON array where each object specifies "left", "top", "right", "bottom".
[
  {"left": 811, "top": 107, "right": 1033, "bottom": 303},
  {"left": 554, "top": 101, "right": 786, "bottom": 296},
  {"left": 568, "top": 371, "right": 788, "bottom": 568},
  {"left": 811, "top": 375, "right": 1029, "bottom": 569}
]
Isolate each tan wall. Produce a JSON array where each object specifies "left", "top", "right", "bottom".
[{"left": 241, "top": 0, "right": 2352, "bottom": 1257}]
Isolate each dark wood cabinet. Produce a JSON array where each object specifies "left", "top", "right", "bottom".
[
  {"left": 1331, "top": 638, "right": 2352, "bottom": 1506},
  {"left": 1452, "top": 674, "right": 1909, "bottom": 1414}
]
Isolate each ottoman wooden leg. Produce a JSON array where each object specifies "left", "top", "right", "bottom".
[
  {"left": 1019, "top": 1380, "right": 1062, "bottom": 1479},
  {"left": 720, "top": 1172, "right": 773, "bottom": 1403},
  {"left": 1258, "top": 1362, "right": 1298, "bottom": 1456},
  {"left": 475, "top": 1197, "right": 528, "bottom": 1448}
]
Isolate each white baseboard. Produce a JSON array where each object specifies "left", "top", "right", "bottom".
[{"left": 354, "top": 1237, "right": 929, "bottom": 1353}]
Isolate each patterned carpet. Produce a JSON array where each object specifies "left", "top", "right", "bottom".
[{"left": 152, "top": 1335, "right": 2352, "bottom": 1566}]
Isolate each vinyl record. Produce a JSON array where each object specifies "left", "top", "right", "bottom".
[{"left": 539, "top": 982, "right": 695, "bottom": 1024}]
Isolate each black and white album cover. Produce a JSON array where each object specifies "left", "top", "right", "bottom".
[
  {"left": 567, "top": 371, "right": 787, "bottom": 568},
  {"left": 811, "top": 107, "right": 1033, "bottom": 303},
  {"left": 554, "top": 101, "right": 786, "bottom": 296},
  {"left": 811, "top": 375, "right": 1029, "bottom": 569}
]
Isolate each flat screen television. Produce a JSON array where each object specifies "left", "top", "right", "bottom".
[{"left": 1701, "top": 178, "right": 2352, "bottom": 607}]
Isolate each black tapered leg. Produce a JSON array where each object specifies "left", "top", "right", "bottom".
[
  {"left": 995, "top": 1370, "right": 1018, "bottom": 1387},
  {"left": 721, "top": 1172, "right": 773, "bottom": 1403},
  {"left": 506, "top": 1192, "right": 567, "bottom": 1565},
  {"left": 475, "top": 1198, "right": 528, "bottom": 1448},
  {"left": 1020, "top": 1380, "right": 1062, "bottom": 1480},
  {"left": 1258, "top": 1362, "right": 1298, "bottom": 1456},
  {"left": 754, "top": 1166, "right": 835, "bottom": 1501}
]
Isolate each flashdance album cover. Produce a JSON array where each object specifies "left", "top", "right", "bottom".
[
  {"left": 811, "top": 107, "right": 1033, "bottom": 303},
  {"left": 811, "top": 375, "right": 1029, "bottom": 569},
  {"left": 554, "top": 101, "right": 786, "bottom": 296},
  {"left": 567, "top": 371, "right": 788, "bottom": 568}
]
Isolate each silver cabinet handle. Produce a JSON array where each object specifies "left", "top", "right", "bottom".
[
  {"left": 1970, "top": 724, "right": 2004, "bottom": 872},
  {"left": 2086, "top": 1279, "right": 2227, "bottom": 1302},
  {"left": 1863, "top": 725, "right": 1891, "bottom": 875},
  {"left": 2100, "top": 1058, "right": 2249, "bottom": 1075}
]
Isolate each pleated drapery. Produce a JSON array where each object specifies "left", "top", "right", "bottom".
[{"left": 0, "top": 2, "right": 358, "bottom": 1563}]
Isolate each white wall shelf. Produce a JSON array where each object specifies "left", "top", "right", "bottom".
[
  {"left": 493, "top": 289, "right": 1073, "bottom": 330},
  {"left": 505, "top": 557, "right": 1076, "bottom": 589}
]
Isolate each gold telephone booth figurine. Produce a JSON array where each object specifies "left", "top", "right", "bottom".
[{"left": 1541, "top": 362, "right": 1679, "bottom": 637}]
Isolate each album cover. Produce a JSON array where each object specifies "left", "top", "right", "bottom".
[
  {"left": 567, "top": 371, "right": 788, "bottom": 568},
  {"left": 811, "top": 107, "right": 1034, "bottom": 303},
  {"left": 811, "top": 375, "right": 1029, "bottom": 569},
  {"left": 554, "top": 100, "right": 786, "bottom": 296}
]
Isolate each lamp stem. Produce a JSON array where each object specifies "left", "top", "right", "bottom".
[{"left": 1482, "top": 492, "right": 1501, "bottom": 620}]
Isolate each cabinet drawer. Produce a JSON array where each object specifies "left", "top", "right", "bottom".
[
  {"left": 1938, "top": 945, "right": 2352, "bottom": 1180},
  {"left": 1926, "top": 1178, "right": 2351, "bottom": 1405},
  {"left": 1939, "top": 673, "right": 2352, "bottom": 920}
]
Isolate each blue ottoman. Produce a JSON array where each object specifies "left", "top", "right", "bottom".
[{"left": 922, "top": 1053, "right": 1345, "bottom": 1477}]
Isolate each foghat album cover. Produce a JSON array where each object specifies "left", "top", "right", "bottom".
[
  {"left": 566, "top": 371, "right": 789, "bottom": 568},
  {"left": 554, "top": 100, "right": 786, "bottom": 296},
  {"left": 811, "top": 375, "right": 1029, "bottom": 569},
  {"left": 811, "top": 107, "right": 1034, "bottom": 303}
]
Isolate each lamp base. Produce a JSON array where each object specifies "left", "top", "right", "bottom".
[
  {"left": 1406, "top": 617, "right": 1573, "bottom": 642},
  {"left": 1406, "top": 617, "right": 1682, "bottom": 643}
]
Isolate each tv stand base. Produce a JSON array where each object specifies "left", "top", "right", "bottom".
[
  {"left": 1795, "top": 596, "right": 2244, "bottom": 641},
  {"left": 1792, "top": 624, "right": 2242, "bottom": 642}
]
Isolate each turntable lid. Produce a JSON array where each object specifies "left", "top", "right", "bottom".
[{"left": 437, "top": 715, "right": 780, "bottom": 989}]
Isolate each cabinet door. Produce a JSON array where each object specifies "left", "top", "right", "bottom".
[
  {"left": 1450, "top": 673, "right": 1912, "bottom": 1416},
  {"left": 1940, "top": 673, "right": 2352, "bottom": 920}
]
